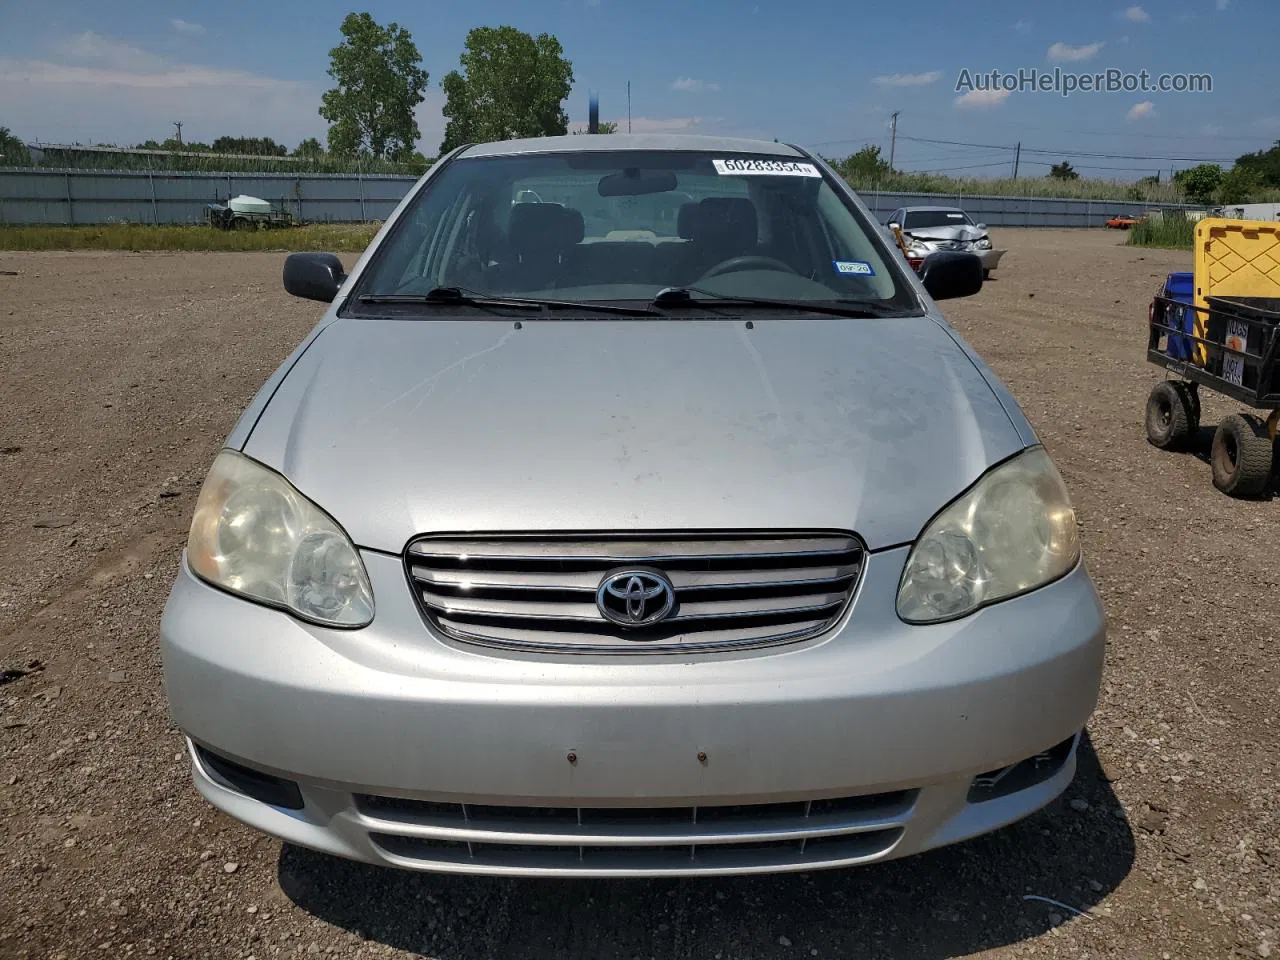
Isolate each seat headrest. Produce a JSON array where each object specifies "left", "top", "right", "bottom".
[
  {"left": 508, "top": 203, "right": 584, "bottom": 256},
  {"left": 677, "top": 202, "right": 700, "bottom": 239},
  {"left": 688, "top": 197, "right": 758, "bottom": 245}
]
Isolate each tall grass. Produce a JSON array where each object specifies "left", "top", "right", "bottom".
[
  {"left": 1127, "top": 213, "right": 1196, "bottom": 250},
  {"left": 0, "top": 223, "right": 379, "bottom": 252},
  {"left": 20, "top": 145, "right": 429, "bottom": 176},
  {"left": 840, "top": 170, "right": 1190, "bottom": 203}
]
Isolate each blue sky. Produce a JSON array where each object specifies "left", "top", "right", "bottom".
[{"left": 1, "top": 0, "right": 1274, "bottom": 178}]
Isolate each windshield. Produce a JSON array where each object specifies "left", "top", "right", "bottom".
[
  {"left": 903, "top": 209, "right": 974, "bottom": 230},
  {"left": 354, "top": 150, "right": 916, "bottom": 311}
]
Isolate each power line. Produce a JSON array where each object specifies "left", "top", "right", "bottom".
[
  {"left": 961, "top": 117, "right": 1270, "bottom": 143},
  {"left": 894, "top": 133, "right": 1235, "bottom": 164},
  {"left": 919, "top": 160, "right": 1024, "bottom": 173}
]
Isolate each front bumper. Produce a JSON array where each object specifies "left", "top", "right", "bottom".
[
  {"left": 978, "top": 248, "right": 1007, "bottom": 271},
  {"left": 161, "top": 546, "right": 1105, "bottom": 876}
]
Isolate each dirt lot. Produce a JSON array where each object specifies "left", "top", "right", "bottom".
[{"left": 1, "top": 231, "right": 1276, "bottom": 959}]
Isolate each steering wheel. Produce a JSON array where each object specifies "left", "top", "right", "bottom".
[{"left": 699, "top": 255, "right": 799, "bottom": 280}]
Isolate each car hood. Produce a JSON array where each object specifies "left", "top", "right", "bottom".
[
  {"left": 242, "top": 316, "right": 1025, "bottom": 551},
  {"left": 905, "top": 225, "right": 987, "bottom": 243}
]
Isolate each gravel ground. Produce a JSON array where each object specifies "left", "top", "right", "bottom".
[{"left": 1, "top": 232, "right": 1276, "bottom": 959}]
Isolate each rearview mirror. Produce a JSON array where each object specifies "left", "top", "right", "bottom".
[
  {"left": 975, "top": 222, "right": 987, "bottom": 230},
  {"left": 284, "top": 252, "right": 346, "bottom": 303},
  {"left": 598, "top": 169, "right": 679, "bottom": 197},
  {"left": 919, "top": 251, "right": 983, "bottom": 301}
]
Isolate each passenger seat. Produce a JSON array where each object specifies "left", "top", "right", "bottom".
[{"left": 501, "top": 203, "right": 585, "bottom": 291}]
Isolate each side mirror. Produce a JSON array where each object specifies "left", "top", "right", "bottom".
[
  {"left": 975, "top": 222, "right": 987, "bottom": 231},
  {"left": 919, "top": 251, "right": 983, "bottom": 301},
  {"left": 284, "top": 252, "right": 346, "bottom": 303}
]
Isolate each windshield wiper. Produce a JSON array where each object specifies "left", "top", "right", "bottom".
[
  {"left": 357, "top": 287, "right": 664, "bottom": 316},
  {"left": 650, "top": 286, "right": 902, "bottom": 318}
]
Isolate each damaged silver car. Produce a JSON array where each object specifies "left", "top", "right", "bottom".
[{"left": 886, "top": 206, "right": 1007, "bottom": 278}]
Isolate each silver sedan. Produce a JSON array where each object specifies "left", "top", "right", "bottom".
[{"left": 161, "top": 134, "right": 1103, "bottom": 878}]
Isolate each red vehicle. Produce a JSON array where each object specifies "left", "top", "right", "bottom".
[{"left": 1106, "top": 214, "right": 1142, "bottom": 230}]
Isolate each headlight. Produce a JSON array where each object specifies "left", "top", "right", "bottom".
[
  {"left": 975, "top": 237, "right": 992, "bottom": 250},
  {"left": 186, "top": 450, "right": 374, "bottom": 627},
  {"left": 897, "top": 447, "right": 1079, "bottom": 624},
  {"left": 906, "top": 241, "right": 932, "bottom": 257}
]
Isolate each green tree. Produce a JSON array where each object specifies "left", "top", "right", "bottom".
[
  {"left": 0, "top": 126, "right": 31, "bottom": 166},
  {"left": 210, "top": 135, "right": 287, "bottom": 156},
  {"left": 1217, "top": 165, "right": 1262, "bottom": 205},
  {"left": 141, "top": 138, "right": 210, "bottom": 152},
  {"left": 1048, "top": 161, "right": 1079, "bottom": 181},
  {"left": 320, "top": 12, "right": 428, "bottom": 161},
  {"left": 440, "top": 26, "right": 574, "bottom": 152},
  {"left": 293, "top": 137, "right": 325, "bottom": 159},
  {"left": 572, "top": 120, "right": 618, "bottom": 134},
  {"left": 1233, "top": 142, "right": 1280, "bottom": 189},
  {"left": 1172, "top": 163, "right": 1223, "bottom": 203},
  {"left": 837, "top": 145, "right": 894, "bottom": 181}
]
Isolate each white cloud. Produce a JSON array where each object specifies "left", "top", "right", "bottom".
[
  {"left": 0, "top": 34, "right": 330, "bottom": 149},
  {"left": 955, "top": 89, "right": 1012, "bottom": 109},
  {"left": 1120, "top": 5, "right": 1151, "bottom": 21},
  {"left": 670, "top": 77, "right": 719, "bottom": 92},
  {"left": 171, "top": 19, "right": 206, "bottom": 35},
  {"left": 1013, "top": 19, "right": 1034, "bottom": 33},
  {"left": 1128, "top": 100, "right": 1157, "bottom": 120},
  {"left": 1047, "top": 41, "right": 1106, "bottom": 62},
  {"left": 872, "top": 71, "right": 943, "bottom": 88},
  {"left": 58, "top": 31, "right": 160, "bottom": 70},
  {"left": 627, "top": 116, "right": 701, "bottom": 133}
]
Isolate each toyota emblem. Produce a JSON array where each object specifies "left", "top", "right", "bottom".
[{"left": 596, "top": 569, "right": 676, "bottom": 627}]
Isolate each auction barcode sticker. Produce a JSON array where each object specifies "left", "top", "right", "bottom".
[{"left": 713, "top": 158, "right": 821, "bottom": 177}]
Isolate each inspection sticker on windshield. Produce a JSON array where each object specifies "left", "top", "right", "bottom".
[
  {"left": 834, "top": 260, "right": 875, "bottom": 276},
  {"left": 713, "top": 158, "right": 821, "bottom": 177}
]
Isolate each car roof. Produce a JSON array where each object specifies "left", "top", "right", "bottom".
[
  {"left": 460, "top": 134, "right": 807, "bottom": 159},
  {"left": 900, "top": 206, "right": 968, "bottom": 213}
]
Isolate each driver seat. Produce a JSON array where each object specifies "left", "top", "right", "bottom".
[{"left": 680, "top": 198, "right": 759, "bottom": 282}]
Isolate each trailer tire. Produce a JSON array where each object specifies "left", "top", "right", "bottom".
[
  {"left": 1211, "top": 414, "right": 1274, "bottom": 498},
  {"left": 232, "top": 217, "right": 251, "bottom": 231},
  {"left": 1145, "top": 381, "right": 1194, "bottom": 450}
]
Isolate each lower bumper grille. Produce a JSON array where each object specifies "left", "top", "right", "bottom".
[
  {"left": 404, "top": 531, "right": 865, "bottom": 654},
  {"left": 353, "top": 791, "right": 914, "bottom": 875}
]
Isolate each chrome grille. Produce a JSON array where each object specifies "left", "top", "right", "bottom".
[
  {"left": 353, "top": 790, "right": 913, "bottom": 876},
  {"left": 405, "top": 532, "right": 864, "bottom": 653}
]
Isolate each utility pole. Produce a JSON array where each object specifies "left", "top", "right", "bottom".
[
  {"left": 888, "top": 112, "right": 900, "bottom": 170},
  {"left": 1012, "top": 141, "right": 1021, "bottom": 179},
  {"left": 627, "top": 81, "right": 632, "bottom": 134},
  {"left": 173, "top": 121, "right": 183, "bottom": 146}
]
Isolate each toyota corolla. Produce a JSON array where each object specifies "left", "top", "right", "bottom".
[{"left": 160, "top": 134, "right": 1105, "bottom": 877}]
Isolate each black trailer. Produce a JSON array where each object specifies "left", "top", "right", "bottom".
[{"left": 1146, "top": 292, "right": 1280, "bottom": 497}]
